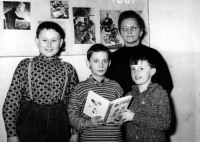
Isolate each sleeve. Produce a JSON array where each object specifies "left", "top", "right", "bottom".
[
  {"left": 67, "top": 65, "right": 79, "bottom": 93},
  {"left": 68, "top": 88, "right": 84, "bottom": 130},
  {"left": 2, "top": 59, "right": 28, "bottom": 138},
  {"left": 63, "top": 64, "right": 79, "bottom": 105},
  {"left": 115, "top": 81, "right": 124, "bottom": 98},
  {"left": 132, "top": 89, "right": 171, "bottom": 131},
  {"left": 15, "top": 13, "right": 24, "bottom": 20},
  {"left": 151, "top": 49, "right": 173, "bottom": 95}
]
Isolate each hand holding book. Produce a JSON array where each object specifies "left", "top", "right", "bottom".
[
  {"left": 80, "top": 116, "right": 105, "bottom": 129},
  {"left": 83, "top": 91, "right": 132, "bottom": 124}
]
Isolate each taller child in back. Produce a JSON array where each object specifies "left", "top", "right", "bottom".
[
  {"left": 68, "top": 44, "right": 124, "bottom": 142},
  {"left": 2, "top": 21, "right": 79, "bottom": 142},
  {"left": 122, "top": 51, "right": 171, "bottom": 142}
]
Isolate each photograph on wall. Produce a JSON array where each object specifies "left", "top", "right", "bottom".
[
  {"left": 73, "top": 7, "right": 96, "bottom": 44},
  {"left": 50, "top": 1, "right": 69, "bottom": 19},
  {"left": 100, "top": 10, "right": 122, "bottom": 47},
  {"left": 3, "top": 1, "right": 30, "bottom": 30}
]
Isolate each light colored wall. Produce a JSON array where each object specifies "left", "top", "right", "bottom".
[
  {"left": 1, "top": 0, "right": 200, "bottom": 142},
  {"left": 149, "top": 0, "right": 200, "bottom": 141}
]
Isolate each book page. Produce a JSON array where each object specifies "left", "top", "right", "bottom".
[
  {"left": 105, "top": 95, "right": 132, "bottom": 123},
  {"left": 83, "top": 91, "right": 110, "bottom": 120}
]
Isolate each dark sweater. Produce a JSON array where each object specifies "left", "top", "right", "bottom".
[
  {"left": 106, "top": 44, "right": 173, "bottom": 95},
  {"left": 125, "top": 83, "right": 171, "bottom": 142}
]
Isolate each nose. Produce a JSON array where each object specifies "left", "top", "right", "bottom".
[
  {"left": 47, "top": 41, "right": 52, "bottom": 48},
  {"left": 99, "top": 62, "right": 103, "bottom": 68},
  {"left": 135, "top": 69, "right": 139, "bottom": 74},
  {"left": 127, "top": 28, "right": 132, "bottom": 34}
]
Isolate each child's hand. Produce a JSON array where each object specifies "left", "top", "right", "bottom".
[
  {"left": 70, "top": 134, "right": 79, "bottom": 142},
  {"left": 122, "top": 109, "right": 135, "bottom": 122},
  {"left": 7, "top": 136, "right": 20, "bottom": 142},
  {"left": 90, "top": 116, "right": 105, "bottom": 127},
  {"left": 82, "top": 116, "right": 105, "bottom": 128}
]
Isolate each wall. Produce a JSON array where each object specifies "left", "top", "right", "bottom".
[
  {"left": 0, "top": 0, "right": 200, "bottom": 142},
  {"left": 149, "top": 0, "right": 200, "bottom": 141}
]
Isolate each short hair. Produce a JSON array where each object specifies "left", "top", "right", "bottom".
[
  {"left": 118, "top": 10, "right": 146, "bottom": 41},
  {"left": 87, "top": 44, "right": 111, "bottom": 61},
  {"left": 36, "top": 21, "right": 65, "bottom": 39},
  {"left": 129, "top": 51, "right": 156, "bottom": 69}
]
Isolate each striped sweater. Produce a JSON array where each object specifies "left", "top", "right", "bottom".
[{"left": 68, "top": 76, "right": 124, "bottom": 142}]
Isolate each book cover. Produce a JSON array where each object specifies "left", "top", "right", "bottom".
[
  {"left": 105, "top": 95, "right": 132, "bottom": 123},
  {"left": 83, "top": 90, "right": 132, "bottom": 123}
]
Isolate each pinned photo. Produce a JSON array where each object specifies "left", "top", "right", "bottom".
[
  {"left": 3, "top": 1, "right": 30, "bottom": 30},
  {"left": 73, "top": 7, "right": 96, "bottom": 44},
  {"left": 50, "top": 1, "right": 69, "bottom": 19}
]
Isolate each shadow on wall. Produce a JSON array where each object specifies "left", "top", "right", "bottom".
[{"left": 166, "top": 91, "right": 177, "bottom": 142}]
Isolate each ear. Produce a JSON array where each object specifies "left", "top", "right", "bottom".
[
  {"left": 86, "top": 60, "right": 90, "bottom": 68},
  {"left": 150, "top": 68, "right": 156, "bottom": 76},
  {"left": 140, "top": 30, "right": 143, "bottom": 37},
  {"left": 35, "top": 37, "right": 39, "bottom": 47},
  {"left": 108, "top": 60, "right": 111, "bottom": 67},
  {"left": 59, "top": 39, "right": 64, "bottom": 48}
]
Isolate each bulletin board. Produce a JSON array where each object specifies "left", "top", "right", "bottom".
[{"left": 0, "top": 0, "right": 149, "bottom": 56}]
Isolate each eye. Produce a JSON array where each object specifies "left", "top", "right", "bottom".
[
  {"left": 121, "top": 27, "right": 128, "bottom": 32},
  {"left": 103, "top": 60, "right": 108, "bottom": 63},
  {"left": 131, "top": 26, "right": 138, "bottom": 31},
  {"left": 139, "top": 67, "right": 144, "bottom": 71},
  {"left": 52, "top": 39, "right": 57, "bottom": 42},
  {"left": 131, "top": 68, "right": 135, "bottom": 71}
]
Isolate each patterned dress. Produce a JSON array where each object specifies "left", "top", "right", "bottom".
[
  {"left": 125, "top": 83, "right": 171, "bottom": 142},
  {"left": 68, "top": 76, "right": 124, "bottom": 142},
  {"left": 2, "top": 54, "right": 79, "bottom": 138}
]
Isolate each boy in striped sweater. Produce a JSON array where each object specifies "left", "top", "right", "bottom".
[{"left": 68, "top": 44, "right": 124, "bottom": 142}]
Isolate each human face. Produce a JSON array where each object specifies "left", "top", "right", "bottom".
[
  {"left": 35, "top": 29, "right": 63, "bottom": 58},
  {"left": 120, "top": 18, "right": 143, "bottom": 47},
  {"left": 86, "top": 51, "right": 111, "bottom": 82},
  {"left": 130, "top": 60, "right": 156, "bottom": 89}
]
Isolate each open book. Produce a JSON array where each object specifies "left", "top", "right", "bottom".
[{"left": 83, "top": 90, "right": 132, "bottom": 123}]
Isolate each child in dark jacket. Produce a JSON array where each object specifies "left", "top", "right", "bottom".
[{"left": 122, "top": 51, "right": 171, "bottom": 142}]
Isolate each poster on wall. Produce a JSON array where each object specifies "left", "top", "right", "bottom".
[
  {"left": 73, "top": 7, "right": 96, "bottom": 44},
  {"left": 100, "top": 10, "right": 122, "bottom": 48},
  {"left": 3, "top": 1, "right": 30, "bottom": 30},
  {"left": 0, "top": 0, "right": 149, "bottom": 56},
  {"left": 50, "top": 1, "right": 69, "bottom": 19}
]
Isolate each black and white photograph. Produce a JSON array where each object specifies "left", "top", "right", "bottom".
[
  {"left": 50, "top": 1, "right": 69, "bottom": 19},
  {"left": 73, "top": 7, "right": 96, "bottom": 44},
  {"left": 3, "top": 1, "right": 30, "bottom": 30},
  {"left": 0, "top": 0, "right": 200, "bottom": 141}
]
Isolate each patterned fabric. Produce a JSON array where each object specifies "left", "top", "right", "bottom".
[
  {"left": 68, "top": 76, "right": 124, "bottom": 142},
  {"left": 2, "top": 54, "right": 79, "bottom": 138},
  {"left": 125, "top": 83, "right": 171, "bottom": 142},
  {"left": 106, "top": 44, "right": 173, "bottom": 95}
]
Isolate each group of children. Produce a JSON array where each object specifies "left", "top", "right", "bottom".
[{"left": 3, "top": 10, "right": 171, "bottom": 142}]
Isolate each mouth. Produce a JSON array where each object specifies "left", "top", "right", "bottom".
[
  {"left": 45, "top": 49, "right": 53, "bottom": 52},
  {"left": 98, "top": 70, "right": 104, "bottom": 72},
  {"left": 135, "top": 76, "right": 141, "bottom": 80}
]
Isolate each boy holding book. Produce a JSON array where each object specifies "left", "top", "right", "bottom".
[
  {"left": 68, "top": 44, "right": 124, "bottom": 142},
  {"left": 122, "top": 51, "right": 171, "bottom": 142}
]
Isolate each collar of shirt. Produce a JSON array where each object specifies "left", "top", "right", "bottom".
[
  {"left": 132, "top": 82, "right": 156, "bottom": 93},
  {"left": 38, "top": 53, "right": 61, "bottom": 64},
  {"left": 88, "top": 75, "right": 110, "bottom": 86},
  {"left": 131, "top": 83, "right": 157, "bottom": 104}
]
